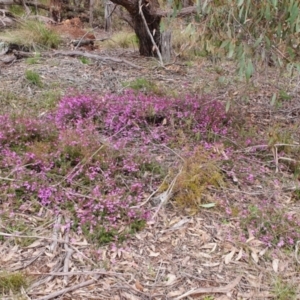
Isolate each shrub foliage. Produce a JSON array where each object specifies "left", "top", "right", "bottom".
[{"left": 177, "top": 0, "right": 300, "bottom": 78}]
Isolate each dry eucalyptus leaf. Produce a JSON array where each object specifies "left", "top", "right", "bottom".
[
  {"left": 235, "top": 248, "right": 243, "bottom": 261},
  {"left": 224, "top": 248, "right": 236, "bottom": 264},
  {"left": 165, "top": 274, "right": 177, "bottom": 285},
  {"left": 135, "top": 280, "right": 144, "bottom": 291},
  {"left": 148, "top": 251, "right": 160, "bottom": 257},
  {"left": 167, "top": 287, "right": 185, "bottom": 297},
  {"left": 251, "top": 251, "right": 259, "bottom": 263},
  {"left": 272, "top": 259, "right": 279, "bottom": 273},
  {"left": 26, "top": 240, "right": 43, "bottom": 248}
]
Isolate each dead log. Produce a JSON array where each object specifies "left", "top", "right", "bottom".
[
  {"left": 51, "top": 50, "right": 143, "bottom": 69},
  {"left": 12, "top": 49, "right": 34, "bottom": 58},
  {"left": 9, "top": 48, "right": 142, "bottom": 69},
  {"left": 70, "top": 39, "right": 95, "bottom": 47},
  {"left": 0, "top": 54, "right": 16, "bottom": 64},
  {"left": 0, "top": 8, "right": 18, "bottom": 27}
]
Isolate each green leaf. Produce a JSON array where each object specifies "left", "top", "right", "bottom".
[
  {"left": 238, "top": 5, "right": 244, "bottom": 21},
  {"left": 265, "top": 36, "right": 271, "bottom": 48},
  {"left": 200, "top": 203, "right": 216, "bottom": 208},
  {"left": 254, "top": 35, "right": 263, "bottom": 48},
  {"left": 296, "top": 20, "right": 300, "bottom": 33},
  {"left": 264, "top": 3, "right": 271, "bottom": 20},
  {"left": 237, "top": 0, "right": 244, "bottom": 7},
  {"left": 228, "top": 42, "right": 235, "bottom": 58},
  {"left": 288, "top": 4, "right": 298, "bottom": 24},
  {"left": 226, "top": 100, "right": 231, "bottom": 112},
  {"left": 245, "top": 59, "right": 254, "bottom": 81},
  {"left": 220, "top": 40, "right": 230, "bottom": 49},
  {"left": 202, "top": 0, "right": 209, "bottom": 13},
  {"left": 271, "top": 93, "right": 277, "bottom": 106}
]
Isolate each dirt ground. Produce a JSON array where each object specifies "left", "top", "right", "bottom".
[{"left": 1, "top": 21, "right": 300, "bottom": 300}]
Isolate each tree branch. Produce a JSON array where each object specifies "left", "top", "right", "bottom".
[{"left": 156, "top": 5, "right": 198, "bottom": 17}]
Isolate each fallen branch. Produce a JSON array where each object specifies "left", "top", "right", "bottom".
[
  {"left": 52, "top": 50, "right": 142, "bottom": 69},
  {"left": 10, "top": 49, "right": 142, "bottom": 69},
  {"left": 12, "top": 50, "right": 34, "bottom": 59},
  {"left": 30, "top": 270, "right": 124, "bottom": 276},
  {"left": 0, "top": 232, "right": 73, "bottom": 244},
  {"left": 175, "top": 275, "right": 242, "bottom": 300},
  {"left": 71, "top": 38, "right": 109, "bottom": 47},
  {"left": 71, "top": 38, "right": 94, "bottom": 47},
  {"left": 34, "top": 275, "right": 101, "bottom": 300},
  {"left": 69, "top": 244, "right": 98, "bottom": 267},
  {"left": 12, "top": 250, "right": 44, "bottom": 271}
]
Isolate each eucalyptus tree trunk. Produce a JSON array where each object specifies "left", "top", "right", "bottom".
[{"left": 110, "top": 0, "right": 161, "bottom": 56}]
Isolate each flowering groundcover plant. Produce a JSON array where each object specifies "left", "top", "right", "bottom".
[{"left": 5, "top": 90, "right": 298, "bottom": 248}]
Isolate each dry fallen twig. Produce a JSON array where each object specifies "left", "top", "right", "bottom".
[
  {"left": 12, "top": 250, "right": 44, "bottom": 271},
  {"left": 49, "top": 215, "right": 61, "bottom": 253},
  {"left": 151, "top": 167, "right": 182, "bottom": 220},
  {"left": 174, "top": 275, "right": 242, "bottom": 300},
  {"left": 131, "top": 173, "right": 169, "bottom": 208},
  {"left": 63, "top": 230, "right": 73, "bottom": 285},
  {"left": 296, "top": 241, "right": 300, "bottom": 264}
]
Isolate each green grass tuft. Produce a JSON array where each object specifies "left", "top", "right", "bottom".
[
  {"left": 26, "top": 53, "right": 41, "bottom": 65},
  {"left": 78, "top": 56, "right": 91, "bottom": 65},
  {"left": 25, "top": 70, "right": 43, "bottom": 87},
  {"left": 272, "top": 277, "right": 298, "bottom": 300},
  {"left": 0, "top": 271, "right": 28, "bottom": 294},
  {"left": 1, "top": 20, "right": 61, "bottom": 50},
  {"left": 101, "top": 31, "right": 138, "bottom": 49},
  {"left": 122, "top": 78, "right": 162, "bottom": 94}
]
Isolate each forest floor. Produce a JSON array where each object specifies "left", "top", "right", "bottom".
[{"left": 1, "top": 22, "right": 300, "bottom": 300}]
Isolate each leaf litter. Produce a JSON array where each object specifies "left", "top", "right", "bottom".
[{"left": 1, "top": 29, "right": 300, "bottom": 299}]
